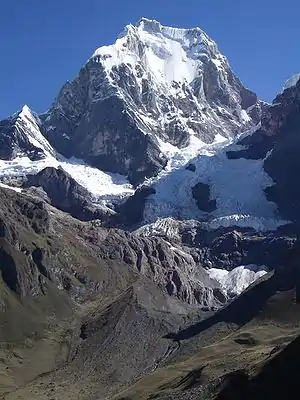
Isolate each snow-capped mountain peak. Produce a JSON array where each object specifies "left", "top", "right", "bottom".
[
  {"left": 42, "top": 19, "right": 260, "bottom": 185},
  {"left": 0, "top": 18, "right": 292, "bottom": 236},
  {"left": 136, "top": 17, "right": 162, "bottom": 32},
  {"left": 92, "top": 18, "right": 224, "bottom": 87},
  {"left": 0, "top": 104, "right": 56, "bottom": 162},
  {"left": 19, "top": 104, "right": 33, "bottom": 117}
]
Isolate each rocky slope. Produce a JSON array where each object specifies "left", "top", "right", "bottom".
[
  {"left": 23, "top": 166, "right": 114, "bottom": 222},
  {"left": 113, "top": 260, "right": 300, "bottom": 400}
]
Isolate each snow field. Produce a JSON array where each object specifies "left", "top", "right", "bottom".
[{"left": 207, "top": 265, "right": 268, "bottom": 296}]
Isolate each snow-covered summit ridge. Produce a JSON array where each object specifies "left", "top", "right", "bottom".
[
  {"left": 91, "top": 18, "right": 227, "bottom": 86},
  {"left": 18, "top": 105, "right": 34, "bottom": 118},
  {"left": 135, "top": 17, "right": 216, "bottom": 50},
  {"left": 283, "top": 73, "right": 300, "bottom": 91},
  {"left": 85, "top": 17, "right": 259, "bottom": 158}
]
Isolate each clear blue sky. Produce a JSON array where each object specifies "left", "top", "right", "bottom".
[{"left": 1, "top": 0, "right": 299, "bottom": 119}]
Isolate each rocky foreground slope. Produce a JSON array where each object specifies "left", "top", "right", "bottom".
[
  {"left": 1, "top": 183, "right": 299, "bottom": 400},
  {"left": 1, "top": 18, "right": 300, "bottom": 400}
]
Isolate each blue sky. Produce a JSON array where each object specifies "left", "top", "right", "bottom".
[{"left": 1, "top": 0, "right": 299, "bottom": 119}]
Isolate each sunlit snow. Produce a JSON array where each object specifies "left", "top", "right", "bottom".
[
  {"left": 0, "top": 181, "right": 22, "bottom": 193},
  {"left": 92, "top": 18, "right": 226, "bottom": 89},
  {"left": 0, "top": 155, "right": 134, "bottom": 200},
  {"left": 283, "top": 73, "right": 300, "bottom": 91},
  {"left": 208, "top": 265, "right": 268, "bottom": 296},
  {"left": 18, "top": 106, "right": 56, "bottom": 157},
  {"left": 0, "top": 106, "right": 134, "bottom": 201},
  {"left": 143, "top": 128, "right": 288, "bottom": 232}
]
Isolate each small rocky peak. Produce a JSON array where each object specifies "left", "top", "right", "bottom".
[
  {"left": 136, "top": 17, "right": 162, "bottom": 33},
  {"left": 15, "top": 105, "right": 37, "bottom": 123}
]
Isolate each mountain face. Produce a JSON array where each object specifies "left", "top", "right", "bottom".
[
  {"left": 227, "top": 77, "right": 300, "bottom": 225},
  {"left": 23, "top": 166, "right": 114, "bottom": 222},
  {"left": 1, "top": 17, "right": 300, "bottom": 400},
  {"left": 42, "top": 18, "right": 260, "bottom": 184},
  {"left": 0, "top": 105, "right": 54, "bottom": 161}
]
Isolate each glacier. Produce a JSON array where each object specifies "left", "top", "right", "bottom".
[
  {"left": 207, "top": 265, "right": 268, "bottom": 296},
  {"left": 143, "top": 128, "right": 288, "bottom": 232}
]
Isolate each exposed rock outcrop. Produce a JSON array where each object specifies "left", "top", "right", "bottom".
[
  {"left": 23, "top": 167, "right": 112, "bottom": 222},
  {"left": 0, "top": 106, "right": 54, "bottom": 161},
  {"left": 192, "top": 182, "right": 216, "bottom": 212}
]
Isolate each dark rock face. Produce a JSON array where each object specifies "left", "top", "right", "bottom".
[
  {"left": 197, "top": 229, "right": 296, "bottom": 271},
  {"left": 151, "top": 219, "right": 296, "bottom": 271},
  {"left": 192, "top": 182, "right": 216, "bottom": 212},
  {"left": 86, "top": 226, "right": 223, "bottom": 307},
  {"left": 0, "top": 185, "right": 224, "bottom": 308},
  {"left": 0, "top": 188, "right": 52, "bottom": 299},
  {"left": 44, "top": 88, "right": 167, "bottom": 185},
  {"left": 186, "top": 163, "right": 196, "bottom": 172},
  {"left": 112, "top": 186, "right": 156, "bottom": 227},
  {"left": 263, "top": 82, "right": 300, "bottom": 223},
  {"left": 0, "top": 248, "right": 19, "bottom": 292},
  {"left": 224, "top": 79, "right": 300, "bottom": 226},
  {"left": 23, "top": 167, "right": 110, "bottom": 221},
  {"left": 226, "top": 131, "right": 275, "bottom": 160},
  {"left": 42, "top": 62, "right": 168, "bottom": 186}
]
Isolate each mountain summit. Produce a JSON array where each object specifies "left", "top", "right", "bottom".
[{"left": 42, "top": 19, "right": 260, "bottom": 184}]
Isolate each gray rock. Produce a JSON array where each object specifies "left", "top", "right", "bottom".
[
  {"left": 111, "top": 186, "right": 156, "bottom": 227},
  {"left": 192, "top": 182, "right": 216, "bottom": 212},
  {"left": 23, "top": 167, "right": 112, "bottom": 222},
  {"left": 0, "top": 106, "right": 53, "bottom": 161}
]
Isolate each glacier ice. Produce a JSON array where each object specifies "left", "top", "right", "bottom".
[{"left": 208, "top": 265, "right": 268, "bottom": 296}]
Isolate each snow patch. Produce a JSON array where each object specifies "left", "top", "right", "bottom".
[
  {"left": 0, "top": 181, "right": 22, "bottom": 193},
  {"left": 134, "top": 217, "right": 181, "bottom": 240},
  {"left": 208, "top": 265, "right": 268, "bottom": 296},
  {"left": 240, "top": 109, "right": 251, "bottom": 123},
  {"left": 211, "top": 58, "right": 222, "bottom": 69},
  {"left": 283, "top": 73, "right": 300, "bottom": 91},
  {"left": 59, "top": 157, "right": 134, "bottom": 199},
  {"left": 9, "top": 107, "right": 133, "bottom": 202},
  {"left": 0, "top": 155, "right": 134, "bottom": 201},
  {"left": 205, "top": 215, "right": 287, "bottom": 232}
]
